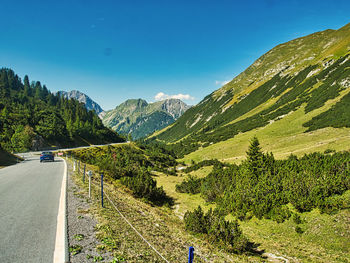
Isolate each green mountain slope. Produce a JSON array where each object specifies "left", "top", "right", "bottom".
[
  {"left": 0, "top": 68, "right": 124, "bottom": 152},
  {"left": 103, "top": 98, "right": 190, "bottom": 139},
  {"left": 149, "top": 23, "right": 350, "bottom": 158}
]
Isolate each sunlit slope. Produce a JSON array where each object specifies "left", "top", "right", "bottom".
[
  {"left": 149, "top": 23, "right": 350, "bottom": 158},
  {"left": 182, "top": 88, "right": 350, "bottom": 163}
]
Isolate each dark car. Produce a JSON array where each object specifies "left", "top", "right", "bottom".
[{"left": 40, "top": 151, "right": 55, "bottom": 162}]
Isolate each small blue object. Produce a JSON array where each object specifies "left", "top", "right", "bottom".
[
  {"left": 101, "top": 173, "right": 104, "bottom": 208},
  {"left": 188, "top": 246, "right": 194, "bottom": 263}
]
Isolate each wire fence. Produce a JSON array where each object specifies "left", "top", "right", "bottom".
[{"left": 67, "top": 155, "right": 174, "bottom": 263}]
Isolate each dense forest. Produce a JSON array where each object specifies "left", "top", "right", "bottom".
[
  {"left": 178, "top": 138, "right": 350, "bottom": 222},
  {"left": 0, "top": 68, "right": 124, "bottom": 152}
]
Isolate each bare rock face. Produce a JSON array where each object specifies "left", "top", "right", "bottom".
[
  {"left": 57, "top": 90, "right": 104, "bottom": 115},
  {"left": 31, "top": 134, "right": 47, "bottom": 151},
  {"left": 161, "top": 99, "right": 190, "bottom": 119}
]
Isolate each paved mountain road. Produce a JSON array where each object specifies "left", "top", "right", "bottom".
[{"left": 0, "top": 156, "right": 65, "bottom": 263}]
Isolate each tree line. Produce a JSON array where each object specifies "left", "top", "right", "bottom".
[{"left": 0, "top": 68, "right": 124, "bottom": 152}]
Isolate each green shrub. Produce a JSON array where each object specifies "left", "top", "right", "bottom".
[
  {"left": 184, "top": 206, "right": 250, "bottom": 254},
  {"left": 319, "top": 194, "right": 349, "bottom": 214},
  {"left": 295, "top": 226, "right": 304, "bottom": 234},
  {"left": 71, "top": 144, "right": 175, "bottom": 206},
  {"left": 175, "top": 175, "right": 202, "bottom": 194},
  {"left": 267, "top": 205, "right": 291, "bottom": 223},
  {"left": 292, "top": 213, "right": 302, "bottom": 224},
  {"left": 324, "top": 149, "right": 336, "bottom": 154},
  {"left": 184, "top": 206, "right": 207, "bottom": 234},
  {"left": 121, "top": 169, "right": 172, "bottom": 206}
]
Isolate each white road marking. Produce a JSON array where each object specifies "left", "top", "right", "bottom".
[{"left": 53, "top": 158, "right": 68, "bottom": 263}]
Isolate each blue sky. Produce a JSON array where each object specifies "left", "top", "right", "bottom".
[{"left": 1, "top": 0, "right": 349, "bottom": 110}]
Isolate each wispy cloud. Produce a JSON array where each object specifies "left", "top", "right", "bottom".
[
  {"left": 215, "top": 80, "right": 230, "bottom": 86},
  {"left": 154, "top": 92, "right": 194, "bottom": 101}
]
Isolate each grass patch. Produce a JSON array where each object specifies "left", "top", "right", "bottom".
[
  {"left": 69, "top": 244, "right": 83, "bottom": 255},
  {"left": 74, "top": 234, "right": 84, "bottom": 241},
  {"left": 153, "top": 168, "right": 216, "bottom": 217},
  {"left": 240, "top": 208, "right": 350, "bottom": 262}
]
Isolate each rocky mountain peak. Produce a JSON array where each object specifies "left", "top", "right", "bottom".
[
  {"left": 102, "top": 98, "right": 190, "bottom": 139},
  {"left": 57, "top": 90, "right": 104, "bottom": 115},
  {"left": 159, "top": 99, "right": 191, "bottom": 119}
]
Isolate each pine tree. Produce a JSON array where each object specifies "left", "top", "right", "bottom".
[
  {"left": 34, "top": 81, "right": 42, "bottom": 99},
  {"left": 246, "top": 136, "right": 264, "bottom": 178},
  {"left": 23, "top": 75, "right": 31, "bottom": 97},
  {"left": 0, "top": 70, "right": 10, "bottom": 98}
]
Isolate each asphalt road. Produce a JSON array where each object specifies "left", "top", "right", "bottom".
[{"left": 0, "top": 155, "right": 64, "bottom": 263}]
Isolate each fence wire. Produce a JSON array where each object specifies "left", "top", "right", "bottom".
[{"left": 71, "top": 157, "right": 170, "bottom": 263}]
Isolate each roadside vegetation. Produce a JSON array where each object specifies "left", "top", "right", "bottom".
[
  {"left": 66, "top": 145, "right": 260, "bottom": 262},
  {"left": 67, "top": 143, "right": 176, "bottom": 206}
]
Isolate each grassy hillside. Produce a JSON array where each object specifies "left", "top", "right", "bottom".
[
  {"left": 149, "top": 23, "right": 350, "bottom": 159},
  {"left": 66, "top": 144, "right": 263, "bottom": 262},
  {"left": 155, "top": 170, "right": 350, "bottom": 262},
  {"left": 182, "top": 89, "right": 350, "bottom": 164},
  {"left": 153, "top": 139, "right": 350, "bottom": 262}
]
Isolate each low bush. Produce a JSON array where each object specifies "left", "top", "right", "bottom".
[
  {"left": 175, "top": 175, "right": 202, "bottom": 194},
  {"left": 120, "top": 169, "right": 173, "bottom": 206},
  {"left": 319, "top": 194, "right": 350, "bottom": 214},
  {"left": 184, "top": 206, "right": 250, "bottom": 254}
]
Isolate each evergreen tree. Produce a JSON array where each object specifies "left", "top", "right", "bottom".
[
  {"left": 34, "top": 81, "right": 42, "bottom": 99},
  {"left": 246, "top": 136, "right": 264, "bottom": 178},
  {"left": 0, "top": 70, "right": 10, "bottom": 98}
]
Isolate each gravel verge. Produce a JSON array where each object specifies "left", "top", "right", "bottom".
[{"left": 67, "top": 166, "right": 114, "bottom": 262}]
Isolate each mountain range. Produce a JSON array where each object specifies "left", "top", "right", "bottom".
[
  {"left": 149, "top": 23, "right": 350, "bottom": 159},
  {"left": 56, "top": 90, "right": 190, "bottom": 140},
  {"left": 102, "top": 98, "right": 190, "bottom": 140}
]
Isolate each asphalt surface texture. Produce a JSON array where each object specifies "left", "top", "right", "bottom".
[{"left": 0, "top": 154, "right": 64, "bottom": 263}]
